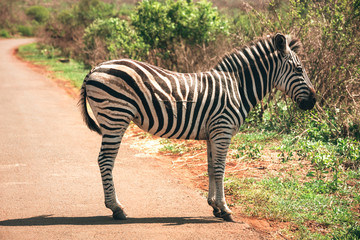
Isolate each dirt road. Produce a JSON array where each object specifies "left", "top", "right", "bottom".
[{"left": 0, "top": 38, "right": 265, "bottom": 240}]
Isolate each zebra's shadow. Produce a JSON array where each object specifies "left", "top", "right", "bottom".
[{"left": 0, "top": 215, "right": 225, "bottom": 226}]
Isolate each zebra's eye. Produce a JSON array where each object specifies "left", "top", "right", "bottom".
[{"left": 295, "top": 66, "right": 303, "bottom": 73}]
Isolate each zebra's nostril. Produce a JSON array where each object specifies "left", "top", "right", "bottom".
[{"left": 299, "top": 98, "right": 316, "bottom": 110}]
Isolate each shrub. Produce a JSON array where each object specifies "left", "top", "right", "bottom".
[
  {"left": 131, "top": 0, "right": 174, "bottom": 50},
  {"left": 0, "top": 29, "right": 10, "bottom": 38},
  {"left": 232, "top": 0, "right": 360, "bottom": 139},
  {"left": 132, "top": 0, "right": 228, "bottom": 48},
  {"left": 83, "top": 18, "right": 149, "bottom": 66},
  {"left": 25, "top": 5, "right": 49, "bottom": 24},
  {"left": 42, "top": 0, "right": 117, "bottom": 58},
  {"left": 72, "top": 0, "right": 116, "bottom": 27},
  {"left": 131, "top": 0, "right": 229, "bottom": 71},
  {"left": 17, "top": 25, "right": 33, "bottom": 36},
  {"left": 293, "top": 0, "right": 360, "bottom": 136}
]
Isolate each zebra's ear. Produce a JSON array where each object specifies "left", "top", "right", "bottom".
[{"left": 274, "top": 33, "right": 289, "bottom": 55}]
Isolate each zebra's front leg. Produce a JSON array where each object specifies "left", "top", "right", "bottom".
[
  {"left": 98, "top": 132, "right": 127, "bottom": 220},
  {"left": 208, "top": 138, "right": 233, "bottom": 222},
  {"left": 206, "top": 140, "right": 221, "bottom": 218}
]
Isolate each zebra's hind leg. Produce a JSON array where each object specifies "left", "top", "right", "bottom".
[{"left": 98, "top": 127, "right": 129, "bottom": 220}]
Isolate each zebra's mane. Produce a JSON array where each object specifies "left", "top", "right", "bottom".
[
  {"left": 214, "top": 34, "right": 301, "bottom": 72},
  {"left": 288, "top": 36, "right": 301, "bottom": 53}
]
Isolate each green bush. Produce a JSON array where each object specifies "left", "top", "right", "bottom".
[
  {"left": 231, "top": 0, "right": 359, "bottom": 140},
  {"left": 56, "top": 10, "right": 76, "bottom": 28},
  {"left": 72, "top": 0, "right": 116, "bottom": 27},
  {"left": 83, "top": 18, "right": 149, "bottom": 65},
  {"left": 26, "top": 5, "right": 49, "bottom": 24},
  {"left": 53, "top": 0, "right": 116, "bottom": 29},
  {"left": 0, "top": 29, "right": 10, "bottom": 38},
  {"left": 131, "top": 0, "right": 174, "bottom": 50},
  {"left": 43, "top": 0, "right": 117, "bottom": 58},
  {"left": 17, "top": 25, "right": 33, "bottom": 36},
  {"left": 132, "top": 0, "right": 228, "bottom": 48},
  {"left": 131, "top": 0, "right": 229, "bottom": 70}
]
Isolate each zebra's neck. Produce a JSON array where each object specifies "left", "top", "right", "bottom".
[{"left": 213, "top": 37, "right": 280, "bottom": 113}]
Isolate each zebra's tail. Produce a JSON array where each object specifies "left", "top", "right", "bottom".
[{"left": 78, "top": 74, "right": 102, "bottom": 135}]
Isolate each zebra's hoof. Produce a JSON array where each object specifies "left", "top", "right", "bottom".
[
  {"left": 213, "top": 209, "right": 221, "bottom": 218},
  {"left": 113, "top": 209, "right": 127, "bottom": 220},
  {"left": 221, "top": 212, "right": 234, "bottom": 222}
]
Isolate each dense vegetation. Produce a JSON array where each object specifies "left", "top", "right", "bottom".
[{"left": 8, "top": 0, "right": 360, "bottom": 238}]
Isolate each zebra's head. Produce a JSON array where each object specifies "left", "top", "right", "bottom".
[{"left": 273, "top": 33, "right": 316, "bottom": 110}]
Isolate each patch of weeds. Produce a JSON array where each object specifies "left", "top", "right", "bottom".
[
  {"left": 232, "top": 131, "right": 280, "bottom": 146},
  {"left": 234, "top": 143, "right": 262, "bottom": 160},
  {"left": 159, "top": 139, "right": 205, "bottom": 155},
  {"left": 224, "top": 176, "right": 360, "bottom": 239},
  {"left": 277, "top": 143, "right": 295, "bottom": 163},
  {"left": 230, "top": 131, "right": 279, "bottom": 161},
  {"left": 335, "top": 138, "right": 360, "bottom": 170},
  {"left": 275, "top": 133, "right": 360, "bottom": 192},
  {"left": 137, "top": 131, "right": 153, "bottom": 139},
  {"left": 345, "top": 168, "right": 360, "bottom": 181},
  {"left": 159, "top": 139, "right": 189, "bottom": 155}
]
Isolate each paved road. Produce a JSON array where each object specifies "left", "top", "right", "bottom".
[{"left": 0, "top": 38, "right": 265, "bottom": 240}]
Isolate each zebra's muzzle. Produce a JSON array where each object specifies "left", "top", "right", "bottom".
[{"left": 298, "top": 88, "right": 316, "bottom": 110}]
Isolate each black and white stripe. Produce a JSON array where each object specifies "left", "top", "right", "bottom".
[{"left": 79, "top": 33, "right": 316, "bottom": 221}]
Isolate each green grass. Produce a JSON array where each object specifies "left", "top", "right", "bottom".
[
  {"left": 229, "top": 131, "right": 280, "bottom": 161},
  {"left": 159, "top": 139, "right": 189, "bottom": 154},
  {"left": 231, "top": 130, "right": 281, "bottom": 146},
  {"left": 159, "top": 139, "right": 205, "bottom": 155},
  {"left": 17, "top": 43, "right": 89, "bottom": 88},
  {"left": 224, "top": 176, "right": 360, "bottom": 239},
  {"left": 224, "top": 123, "right": 359, "bottom": 238}
]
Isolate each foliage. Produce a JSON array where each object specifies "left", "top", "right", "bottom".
[
  {"left": 130, "top": 0, "right": 229, "bottom": 70},
  {"left": 25, "top": 5, "right": 49, "bottom": 24},
  {"left": 0, "top": 0, "right": 21, "bottom": 29},
  {"left": 0, "top": 29, "right": 11, "bottom": 38},
  {"left": 17, "top": 25, "right": 34, "bottom": 37},
  {"left": 240, "top": 0, "right": 360, "bottom": 139},
  {"left": 83, "top": 18, "right": 149, "bottom": 66},
  {"left": 159, "top": 139, "right": 205, "bottom": 155},
  {"left": 132, "top": 0, "right": 228, "bottom": 48},
  {"left": 224, "top": 176, "right": 360, "bottom": 239},
  {"left": 233, "top": 143, "right": 262, "bottom": 160},
  {"left": 293, "top": 0, "right": 359, "bottom": 132},
  {"left": 72, "top": 0, "right": 116, "bottom": 27},
  {"left": 42, "top": 0, "right": 117, "bottom": 57},
  {"left": 276, "top": 134, "right": 359, "bottom": 191},
  {"left": 159, "top": 139, "right": 189, "bottom": 155}
]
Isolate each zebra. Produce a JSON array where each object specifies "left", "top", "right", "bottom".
[{"left": 79, "top": 33, "right": 316, "bottom": 222}]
